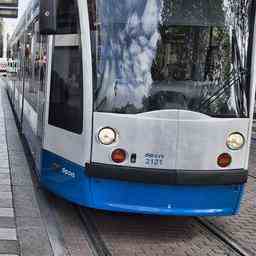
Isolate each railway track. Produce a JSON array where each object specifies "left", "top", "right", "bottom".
[
  {"left": 77, "top": 205, "right": 254, "bottom": 256},
  {"left": 78, "top": 207, "right": 111, "bottom": 256},
  {"left": 197, "top": 218, "right": 253, "bottom": 256}
]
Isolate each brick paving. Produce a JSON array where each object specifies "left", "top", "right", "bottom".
[
  {"left": 0, "top": 85, "right": 19, "bottom": 256},
  {"left": 88, "top": 210, "right": 239, "bottom": 256},
  {"left": 2, "top": 86, "right": 53, "bottom": 256},
  {"left": 45, "top": 195, "right": 95, "bottom": 256},
  {"left": 249, "top": 141, "right": 256, "bottom": 178}
]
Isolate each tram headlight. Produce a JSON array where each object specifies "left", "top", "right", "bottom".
[
  {"left": 226, "top": 133, "right": 245, "bottom": 150},
  {"left": 98, "top": 127, "right": 117, "bottom": 145}
]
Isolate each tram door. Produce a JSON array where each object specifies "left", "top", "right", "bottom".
[
  {"left": 35, "top": 32, "right": 49, "bottom": 169},
  {"left": 41, "top": 0, "right": 87, "bottom": 174}
]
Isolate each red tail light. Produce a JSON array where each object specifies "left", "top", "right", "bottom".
[
  {"left": 111, "top": 149, "right": 126, "bottom": 163},
  {"left": 217, "top": 153, "right": 232, "bottom": 168}
]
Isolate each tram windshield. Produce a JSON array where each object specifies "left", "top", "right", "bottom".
[{"left": 89, "top": 0, "right": 254, "bottom": 117}]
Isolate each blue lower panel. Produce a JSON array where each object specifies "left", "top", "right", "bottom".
[
  {"left": 41, "top": 150, "right": 244, "bottom": 216},
  {"left": 41, "top": 150, "right": 92, "bottom": 206},
  {"left": 91, "top": 179, "right": 243, "bottom": 216}
]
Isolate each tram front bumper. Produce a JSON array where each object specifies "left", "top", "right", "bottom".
[
  {"left": 86, "top": 163, "right": 248, "bottom": 186},
  {"left": 86, "top": 164, "right": 247, "bottom": 216}
]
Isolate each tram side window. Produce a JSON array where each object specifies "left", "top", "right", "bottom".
[
  {"left": 48, "top": 46, "right": 83, "bottom": 134},
  {"left": 48, "top": 0, "right": 83, "bottom": 134}
]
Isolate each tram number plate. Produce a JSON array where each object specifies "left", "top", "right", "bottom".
[{"left": 145, "top": 153, "right": 164, "bottom": 166}]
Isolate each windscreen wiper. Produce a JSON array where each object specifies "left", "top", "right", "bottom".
[{"left": 197, "top": 68, "right": 246, "bottom": 111}]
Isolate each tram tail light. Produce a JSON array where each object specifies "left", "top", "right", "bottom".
[
  {"left": 217, "top": 153, "right": 232, "bottom": 168},
  {"left": 111, "top": 149, "right": 126, "bottom": 163}
]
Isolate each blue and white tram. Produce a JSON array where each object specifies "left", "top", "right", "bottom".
[{"left": 6, "top": 0, "right": 256, "bottom": 216}]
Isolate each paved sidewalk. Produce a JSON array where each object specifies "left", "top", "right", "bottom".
[
  {"left": 1, "top": 81, "right": 94, "bottom": 256},
  {"left": 1, "top": 84, "right": 55, "bottom": 256},
  {"left": 0, "top": 87, "right": 18, "bottom": 255}
]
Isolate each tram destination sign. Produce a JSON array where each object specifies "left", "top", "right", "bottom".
[
  {"left": 0, "top": 7, "right": 18, "bottom": 18},
  {"left": 0, "top": 0, "right": 18, "bottom": 18},
  {"left": 0, "top": 0, "right": 18, "bottom": 7}
]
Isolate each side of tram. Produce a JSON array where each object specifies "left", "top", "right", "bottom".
[{"left": 5, "top": 0, "right": 256, "bottom": 216}]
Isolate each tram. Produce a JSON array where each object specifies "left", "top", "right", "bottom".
[{"left": 5, "top": 0, "right": 256, "bottom": 216}]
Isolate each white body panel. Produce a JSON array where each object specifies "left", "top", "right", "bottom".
[
  {"left": 92, "top": 111, "right": 179, "bottom": 169},
  {"left": 92, "top": 110, "right": 250, "bottom": 170},
  {"left": 42, "top": 0, "right": 92, "bottom": 166},
  {"left": 177, "top": 113, "right": 249, "bottom": 170},
  {"left": 43, "top": 36, "right": 86, "bottom": 166},
  {"left": 79, "top": 0, "right": 94, "bottom": 163}
]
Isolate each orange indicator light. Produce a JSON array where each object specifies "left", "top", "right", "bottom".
[
  {"left": 111, "top": 149, "right": 126, "bottom": 163},
  {"left": 217, "top": 153, "right": 232, "bottom": 168}
]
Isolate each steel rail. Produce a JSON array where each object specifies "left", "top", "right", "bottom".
[
  {"left": 77, "top": 207, "right": 112, "bottom": 256},
  {"left": 197, "top": 218, "right": 253, "bottom": 256}
]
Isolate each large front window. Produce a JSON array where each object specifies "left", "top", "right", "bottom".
[{"left": 88, "top": 0, "right": 254, "bottom": 117}]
